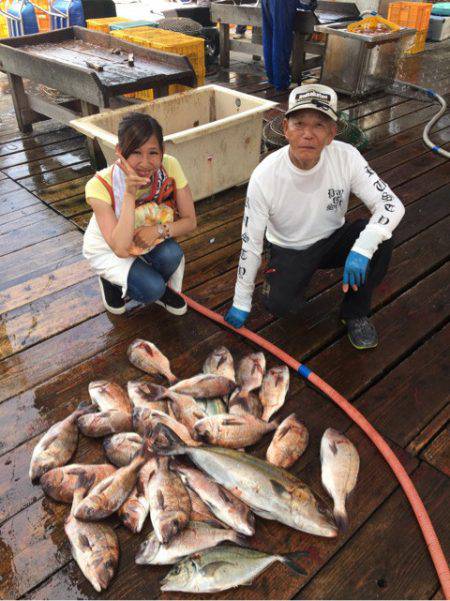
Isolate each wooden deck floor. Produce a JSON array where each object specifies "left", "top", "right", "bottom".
[{"left": 0, "top": 42, "right": 449, "bottom": 600}]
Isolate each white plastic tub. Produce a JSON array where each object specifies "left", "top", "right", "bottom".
[{"left": 70, "top": 85, "right": 277, "bottom": 201}]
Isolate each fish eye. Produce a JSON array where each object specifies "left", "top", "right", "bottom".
[{"left": 172, "top": 566, "right": 181, "bottom": 575}]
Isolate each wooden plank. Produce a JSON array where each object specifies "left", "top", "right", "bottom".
[
  {"left": 299, "top": 463, "right": 449, "bottom": 600},
  {"left": 51, "top": 195, "right": 90, "bottom": 219},
  {"left": 0, "top": 127, "right": 80, "bottom": 157},
  {"left": 0, "top": 178, "right": 21, "bottom": 196},
  {"left": 407, "top": 404, "right": 450, "bottom": 457},
  {"left": 0, "top": 135, "right": 84, "bottom": 170},
  {"left": 365, "top": 105, "right": 449, "bottom": 144},
  {"left": 356, "top": 325, "right": 450, "bottom": 448},
  {"left": 18, "top": 161, "right": 93, "bottom": 193},
  {"left": 0, "top": 230, "right": 82, "bottom": 292},
  {"left": 421, "top": 424, "right": 450, "bottom": 477},
  {"left": 0, "top": 189, "right": 42, "bottom": 217},
  {"left": 0, "top": 277, "right": 104, "bottom": 360},
  {"left": 357, "top": 99, "right": 433, "bottom": 131},
  {"left": 0, "top": 202, "right": 44, "bottom": 227},
  {"left": 37, "top": 175, "right": 92, "bottom": 204},
  {"left": 0, "top": 212, "right": 75, "bottom": 257},
  {"left": 0, "top": 256, "right": 94, "bottom": 313},
  {"left": 2, "top": 148, "right": 89, "bottom": 181},
  {"left": 0, "top": 206, "right": 49, "bottom": 235}
]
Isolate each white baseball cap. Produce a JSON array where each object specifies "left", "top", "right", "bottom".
[{"left": 285, "top": 84, "right": 339, "bottom": 121}]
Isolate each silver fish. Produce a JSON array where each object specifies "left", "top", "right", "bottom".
[
  {"left": 194, "top": 413, "right": 277, "bottom": 449},
  {"left": 259, "top": 366, "right": 290, "bottom": 421},
  {"left": 103, "top": 432, "right": 143, "bottom": 467},
  {"left": 170, "top": 374, "right": 236, "bottom": 399},
  {"left": 88, "top": 380, "right": 132, "bottom": 414},
  {"left": 151, "top": 424, "right": 337, "bottom": 537},
  {"left": 236, "top": 352, "right": 266, "bottom": 392},
  {"left": 160, "top": 545, "right": 307, "bottom": 593},
  {"left": 127, "top": 339, "right": 177, "bottom": 383},
  {"left": 148, "top": 456, "right": 191, "bottom": 544},
  {"left": 203, "top": 346, "right": 235, "bottom": 382},
  {"left": 173, "top": 462, "right": 254, "bottom": 535},
  {"left": 74, "top": 448, "right": 148, "bottom": 521},
  {"left": 29, "top": 404, "right": 92, "bottom": 483},
  {"left": 136, "top": 521, "right": 245, "bottom": 565},
  {"left": 41, "top": 464, "right": 116, "bottom": 504},
  {"left": 64, "top": 474, "right": 119, "bottom": 592},
  {"left": 266, "top": 414, "right": 309, "bottom": 469},
  {"left": 320, "top": 428, "right": 360, "bottom": 530},
  {"left": 78, "top": 410, "right": 132, "bottom": 438}
]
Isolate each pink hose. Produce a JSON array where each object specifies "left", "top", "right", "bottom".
[{"left": 181, "top": 292, "right": 450, "bottom": 598}]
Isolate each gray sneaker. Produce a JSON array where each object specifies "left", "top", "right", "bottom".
[{"left": 342, "top": 317, "right": 378, "bottom": 350}]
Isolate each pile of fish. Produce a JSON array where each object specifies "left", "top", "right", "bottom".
[{"left": 29, "top": 340, "right": 360, "bottom": 594}]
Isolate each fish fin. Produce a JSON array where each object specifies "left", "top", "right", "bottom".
[
  {"left": 77, "top": 400, "right": 96, "bottom": 413},
  {"left": 333, "top": 508, "right": 348, "bottom": 531},
  {"left": 157, "top": 489, "right": 165, "bottom": 510},
  {"left": 276, "top": 425, "right": 291, "bottom": 440},
  {"left": 76, "top": 472, "right": 96, "bottom": 494},
  {"left": 282, "top": 551, "right": 309, "bottom": 576},
  {"left": 231, "top": 532, "right": 249, "bottom": 547},
  {"left": 270, "top": 479, "right": 291, "bottom": 497},
  {"left": 39, "top": 432, "right": 59, "bottom": 450},
  {"left": 147, "top": 423, "right": 187, "bottom": 456},
  {"left": 199, "top": 561, "right": 233, "bottom": 578},
  {"left": 77, "top": 533, "right": 92, "bottom": 550},
  {"left": 329, "top": 441, "right": 338, "bottom": 456}
]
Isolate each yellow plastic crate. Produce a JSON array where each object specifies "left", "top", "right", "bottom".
[
  {"left": 86, "top": 16, "right": 130, "bottom": 34},
  {"left": 404, "top": 28, "right": 427, "bottom": 53},
  {"left": 388, "top": 1, "right": 432, "bottom": 30}
]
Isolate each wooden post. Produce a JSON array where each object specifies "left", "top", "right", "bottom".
[
  {"left": 153, "top": 85, "right": 169, "bottom": 99},
  {"left": 291, "top": 30, "right": 306, "bottom": 85},
  {"left": 80, "top": 100, "right": 105, "bottom": 170},
  {"left": 7, "top": 73, "right": 36, "bottom": 133},
  {"left": 219, "top": 22, "right": 230, "bottom": 68}
]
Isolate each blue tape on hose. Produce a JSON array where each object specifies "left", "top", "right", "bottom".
[
  {"left": 297, "top": 364, "right": 312, "bottom": 378},
  {"left": 432, "top": 145, "right": 441, "bottom": 153},
  {"left": 426, "top": 88, "right": 437, "bottom": 98}
]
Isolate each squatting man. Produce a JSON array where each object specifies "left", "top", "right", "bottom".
[{"left": 225, "top": 84, "right": 405, "bottom": 350}]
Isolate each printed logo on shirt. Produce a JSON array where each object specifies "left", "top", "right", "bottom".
[{"left": 326, "top": 188, "right": 344, "bottom": 211}]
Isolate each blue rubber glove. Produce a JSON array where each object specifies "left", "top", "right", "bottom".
[
  {"left": 225, "top": 306, "right": 249, "bottom": 329},
  {"left": 343, "top": 250, "right": 370, "bottom": 292}
]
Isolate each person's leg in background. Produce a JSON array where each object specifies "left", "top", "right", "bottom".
[
  {"left": 234, "top": 24, "right": 247, "bottom": 38},
  {"left": 261, "top": 0, "right": 274, "bottom": 86},
  {"left": 270, "top": 0, "right": 297, "bottom": 90}
]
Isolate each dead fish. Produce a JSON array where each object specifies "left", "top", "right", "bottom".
[
  {"left": 320, "top": 428, "right": 360, "bottom": 530},
  {"left": 74, "top": 447, "right": 149, "bottom": 521},
  {"left": 203, "top": 346, "right": 235, "bottom": 382},
  {"left": 173, "top": 462, "right": 254, "bottom": 535},
  {"left": 65, "top": 474, "right": 119, "bottom": 592},
  {"left": 186, "top": 487, "right": 226, "bottom": 528},
  {"left": 88, "top": 380, "right": 132, "bottom": 414},
  {"left": 127, "top": 339, "right": 177, "bottom": 383},
  {"left": 151, "top": 424, "right": 337, "bottom": 537},
  {"left": 127, "top": 380, "right": 169, "bottom": 413},
  {"left": 103, "top": 432, "right": 143, "bottom": 467},
  {"left": 160, "top": 545, "right": 307, "bottom": 593},
  {"left": 41, "top": 464, "right": 116, "bottom": 504},
  {"left": 236, "top": 352, "right": 266, "bottom": 393},
  {"left": 266, "top": 414, "right": 309, "bottom": 469},
  {"left": 228, "top": 388, "right": 262, "bottom": 418},
  {"left": 117, "top": 459, "right": 156, "bottom": 533},
  {"left": 148, "top": 456, "right": 191, "bottom": 544},
  {"left": 166, "top": 392, "right": 208, "bottom": 433},
  {"left": 29, "top": 403, "right": 92, "bottom": 483},
  {"left": 136, "top": 521, "right": 246, "bottom": 565},
  {"left": 133, "top": 407, "right": 201, "bottom": 447},
  {"left": 170, "top": 374, "right": 236, "bottom": 399},
  {"left": 259, "top": 366, "right": 290, "bottom": 421},
  {"left": 78, "top": 410, "right": 133, "bottom": 438},
  {"left": 194, "top": 413, "right": 277, "bottom": 449}
]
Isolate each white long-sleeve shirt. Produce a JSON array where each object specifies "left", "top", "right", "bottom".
[{"left": 233, "top": 141, "right": 405, "bottom": 312}]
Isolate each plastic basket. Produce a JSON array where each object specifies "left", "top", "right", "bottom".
[
  {"left": 404, "top": 28, "right": 427, "bottom": 52},
  {"left": 388, "top": 2, "right": 432, "bottom": 30},
  {"left": 32, "top": 0, "right": 50, "bottom": 32},
  {"left": 86, "top": 16, "right": 130, "bottom": 33}
]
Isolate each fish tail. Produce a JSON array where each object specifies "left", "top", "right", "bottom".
[
  {"left": 333, "top": 506, "right": 348, "bottom": 531},
  {"left": 75, "top": 400, "right": 96, "bottom": 415},
  {"left": 146, "top": 423, "right": 188, "bottom": 456},
  {"left": 281, "top": 551, "right": 309, "bottom": 576}
]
